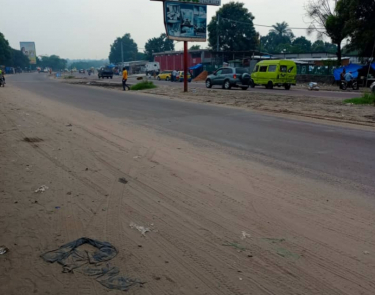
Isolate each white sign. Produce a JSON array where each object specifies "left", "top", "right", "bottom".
[{"left": 151, "top": 0, "right": 221, "bottom": 6}]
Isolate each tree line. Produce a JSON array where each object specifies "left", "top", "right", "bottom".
[
  {"left": 110, "top": 1, "right": 374, "bottom": 66},
  {"left": 0, "top": 32, "right": 30, "bottom": 68}
]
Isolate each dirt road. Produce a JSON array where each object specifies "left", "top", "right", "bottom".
[{"left": 1, "top": 76, "right": 375, "bottom": 295}]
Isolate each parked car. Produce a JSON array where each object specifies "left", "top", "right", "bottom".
[
  {"left": 79, "top": 69, "right": 85, "bottom": 74},
  {"left": 205, "top": 67, "right": 251, "bottom": 90},
  {"left": 98, "top": 67, "right": 113, "bottom": 79},
  {"left": 176, "top": 71, "right": 192, "bottom": 82},
  {"left": 250, "top": 60, "right": 296, "bottom": 90},
  {"left": 157, "top": 70, "right": 173, "bottom": 81}
]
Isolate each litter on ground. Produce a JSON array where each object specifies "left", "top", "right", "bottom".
[
  {"left": 41, "top": 238, "right": 144, "bottom": 291},
  {"left": 130, "top": 222, "right": 150, "bottom": 236},
  {"left": 0, "top": 246, "right": 9, "bottom": 255},
  {"left": 241, "top": 231, "right": 251, "bottom": 240},
  {"left": 35, "top": 185, "right": 49, "bottom": 193}
]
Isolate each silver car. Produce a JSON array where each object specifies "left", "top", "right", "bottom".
[{"left": 205, "top": 67, "right": 251, "bottom": 90}]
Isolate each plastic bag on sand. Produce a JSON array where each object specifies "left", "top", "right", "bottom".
[
  {"left": 130, "top": 222, "right": 150, "bottom": 236},
  {"left": 41, "top": 237, "right": 144, "bottom": 291},
  {"left": 308, "top": 82, "right": 319, "bottom": 91}
]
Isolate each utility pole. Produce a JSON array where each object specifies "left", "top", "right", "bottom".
[
  {"left": 184, "top": 41, "right": 188, "bottom": 92},
  {"left": 121, "top": 42, "right": 124, "bottom": 66},
  {"left": 216, "top": 13, "right": 220, "bottom": 52}
]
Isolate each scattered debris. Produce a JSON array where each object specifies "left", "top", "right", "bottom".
[
  {"left": 23, "top": 137, "right": 43, "bottom": 143},
  {"left": 66, "top": 192, "right": 72, "bottom": 195},
  {"left": 66, "top": 124, "right": 73, "bottom": 127},
  {"left": 263, "top": 238, "right": 285, "bottom": 243},
  {"left": 222, "top": 242, "right": 247, "bottom": 251},
  {"left": 247, "top": 254, "right": 253, "bottom": 258},
  {"left": 35, "top": 185, "right": 49, "bottom": 193},
  {"left": 0, "top": 246, "right": 9, "bottom": 255},
  {"left": 241, "top": 231, "right": 251, "bottom": 240},
  {"left": 276, "top": 248, "right": 300, "bottom": 259},
  {"left": 118, "top": 177, "right": 128, "bottom": 184},
  {"left": 41, "top": 238, "right": 145, "bottom": 291},
  {"left": 364, "top": 251, "right": 370, "bottom": 255},
  {"left": 130, "top": 222, "right": 150, "bottom": 236},
  {"left": 239, "top": 277, "right": 243, "bottom": 281},
  {"left": 55, "top": 206, "right": 61, "bottom": 209},
  {"left": 85, "top": 168, "right": 88, "bottom": 171},
  {"left": 133, "top": 156, "right": 141, "bottom": 159},
  {"left": 308, "top": 82, "right": 320, "bottom": 91}
]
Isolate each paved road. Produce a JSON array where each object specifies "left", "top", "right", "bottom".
[
  {"left": 72, "top": 71, "right": 360, "bottom": 99},
  {"left": 7, "top": 73, "right": 375, "bottom": 195}
]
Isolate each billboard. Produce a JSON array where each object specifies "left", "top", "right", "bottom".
[
  {"left": 165, "top": 1, "right": 207, "bottom": 41},
  {"left": 152, "top": 0, "right": 221, "bottom": 5},
  {"left": 20, "top": 42, "right": 37, "bottom": 64}
]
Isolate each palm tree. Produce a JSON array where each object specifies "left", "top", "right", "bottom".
[{"left": 270, "top": 22, "right": 294, "bottom": 39}]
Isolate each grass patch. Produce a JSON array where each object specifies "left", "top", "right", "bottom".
[
  {"left": 344, "top": 92, "right": 375, "bottom": 105},
  {"left": 63, "top": 75, "right": 75, "bottom": 79},
  {"left": 130, "top": 81, "right": 157, "bottom": 91}
]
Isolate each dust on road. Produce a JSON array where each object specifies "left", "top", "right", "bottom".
[{"left": 1, "top": 85, "right": 375, "bottom": 295}]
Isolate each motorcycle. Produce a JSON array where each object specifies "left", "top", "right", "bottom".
[
  {"left": 340, "top": 79, "right": 359, "bottom": 90},
  {"left": 0, "top": 76, "right": 5, "bottom": 87}
]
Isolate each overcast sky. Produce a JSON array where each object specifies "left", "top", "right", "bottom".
[{"left": 1, "top": 0, "right": 323, "bottom": 60}]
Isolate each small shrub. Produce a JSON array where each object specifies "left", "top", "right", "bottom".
[
  {"left": 344, "top": 93, "right": 375, "bottom": 105},
  {"left": 64, "top": 75, "right": 75, "bottom": 79},
  {"left": 130, "top": 81, "right": 157, "bottom": 91}
]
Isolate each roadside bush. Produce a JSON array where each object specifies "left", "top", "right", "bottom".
[
  {"left": 130, "top": 81, "right": 157, "bottom": 91},
  {"left": 344, "top": 93, "right": 375, "bottom": 105},
  {"left": 63, "top": 75, "right": 75, "bottom": 79}
]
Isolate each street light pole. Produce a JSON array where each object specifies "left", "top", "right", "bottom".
[
  {"left": 216, "top": 13, "right": 220, "bottom": 52},
  {"left": 121, "top": 42, "right": 124, "bottom": 66},
  {"left": 184, "top": 41, "right": 188, "bottom": 92}
]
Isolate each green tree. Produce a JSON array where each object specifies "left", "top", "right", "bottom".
[
  {"left": 109, "top": 33, "right": 138, "bottom": 64},
  {"left": 190, "top": 45, "right": 201, "bottom": 50},
  {"left": 10, "top": 48, "right": 30, "bottom": 68},
  {"left": 208, "top": 2, "right": 258, "bottom": 51},
  {"left": 0, "top": 32, "right": 12, "bottom": 65},
  {"left": 336, "top": 0, "right": 375, "bottom": 57},
  {"left": 260, "top": 22, "right": 294, "bottom": 54},
  {"left": 292, "top": 36, "right": 312, "bottom": 53},
  {"left": 270, "top": 22, "right": 294, "bottom": 40},
  {"left": 306, "top": 0, "right": 350, "bottom": 64},
  {"left": 38, "top": 55, "right": 67, "bottom": 70},
  {"left": 144, "top": 33, "right": 174, "bottom": 61}
]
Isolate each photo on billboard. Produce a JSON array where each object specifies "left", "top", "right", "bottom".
[
  {"left": 165, "top": 1, "right": 207, "bottom": 42},
  {"left": 20, "top": 42, "right": 37, "bottom": 64}
]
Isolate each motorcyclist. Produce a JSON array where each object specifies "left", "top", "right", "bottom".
[
  {"left": 344, "top": 71, "right": 354, "bottom": 87},
  {"left": 0, "top": 69, "right": 5, "bottom": 84}
]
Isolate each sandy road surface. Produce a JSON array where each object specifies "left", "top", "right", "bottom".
[{"left": 1, "top": 76, "right": 375, "bottom": 295}]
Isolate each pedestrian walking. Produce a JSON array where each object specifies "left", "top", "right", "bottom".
[{"left": 122, "top": 67, "right": 130, "bottom": 91}]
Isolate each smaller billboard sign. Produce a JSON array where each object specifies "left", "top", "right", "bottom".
[
  {"left": 165, "top": 1, "right": 207, "bottom": 41},
  {"left": 152, "top": 0, "right": 221, "bottom": 6},
  {"left": 20, "top": 42, "right": 37, "bottom": 64}
]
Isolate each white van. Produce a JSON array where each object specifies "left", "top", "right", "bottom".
[{"left": 145, "top": 62, "right": 160, "bottom": 76}]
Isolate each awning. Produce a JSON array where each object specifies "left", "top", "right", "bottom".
[
  {"left": 189, "top": 63, "right": 202, "bottom": 70},
  {"left": 333, "top": 63, "right": 363, "bottom": 80}
]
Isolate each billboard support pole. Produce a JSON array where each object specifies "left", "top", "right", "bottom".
[{"left": 184, "top": 41, "right": 188, "bottom": 92}]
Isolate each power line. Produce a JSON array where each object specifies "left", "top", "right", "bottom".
[{"left": 220, "top": 17, "right": 324, "bottom": 30}]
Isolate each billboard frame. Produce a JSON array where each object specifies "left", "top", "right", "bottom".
[
  {"left": 164, "top": 1, "right": 207, "bottom": 42},
  {"left": 20, "top": 42, "right": 37, "bottom": 65}
]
